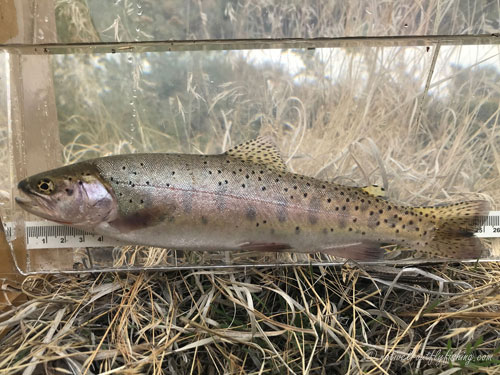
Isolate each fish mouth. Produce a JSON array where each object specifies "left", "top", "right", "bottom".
[
  {"left": 15, "top": 190, "right": 41, "bottom": 211},
  {"left": 15, "top": 195, "right": 33, "bottom": 206},
  {"left": 16, "top": 179, "right": 45, "bottom": 206},
  {"left": 15, "top": 183, "right": 49, "bottom": 215}
]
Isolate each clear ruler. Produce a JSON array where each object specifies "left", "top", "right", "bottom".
[
  {"left": 3, "top": 221, "right": 126, "bottom": 249},
  {"left": 2, "top": 212, "right": 500, "bottom": 249},
  {"left": 474, "top": 211, "right": 500, "bottom": 237}
]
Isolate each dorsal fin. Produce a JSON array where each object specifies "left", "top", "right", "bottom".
[
  {"left": 360, "top": 184, "right": 387, "bottom": 198},
  {"left": 224, "top": 137, "right": 288, "bottom": 172}
]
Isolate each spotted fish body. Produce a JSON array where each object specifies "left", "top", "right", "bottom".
[{"left": 16, "top": 138, "right": 490, "bottom": 260}]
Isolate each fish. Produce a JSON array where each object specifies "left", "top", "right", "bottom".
[{"left": 15, "top": 137, "right": 490, "bottom": 260}]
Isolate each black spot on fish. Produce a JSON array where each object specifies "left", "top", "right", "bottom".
[
  {"left": 65, "top": 188, "right": 73, "bottom": 196},
  {"left": 246, "top": 207, "right": 257, "bottom": 221},
  {"left": 201, "top": 216, "right": 208, "bottom": 225}
]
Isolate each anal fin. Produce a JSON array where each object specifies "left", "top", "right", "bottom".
[{"left": 319, "top": 241, "right": 384, "bottom": 261}]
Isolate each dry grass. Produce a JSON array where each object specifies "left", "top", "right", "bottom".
[
  {"left": 0, "top": 52, "right": 10, "bottom": 200},
  {"left": 0, "top": 262, "right": 499, "bottom": 374},
  {"left": 1, "top": 1, "right": 499, "bottom": 374}
]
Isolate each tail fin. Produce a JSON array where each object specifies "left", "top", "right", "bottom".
[{"left": 414, "top": 200, "right": 490, "bottom": 259}]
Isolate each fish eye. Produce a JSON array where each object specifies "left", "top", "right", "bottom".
[{"left": 37, "top": 178, "right": 54, "bottom": 194}]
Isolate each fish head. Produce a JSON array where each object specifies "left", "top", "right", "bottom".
[{"left": 15, "top": 163, "right": 118, "bottom": 227}]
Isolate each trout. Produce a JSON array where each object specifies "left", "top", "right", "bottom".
[{"left": 15, "top": 138, "right": 489, "bottom": 260}]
